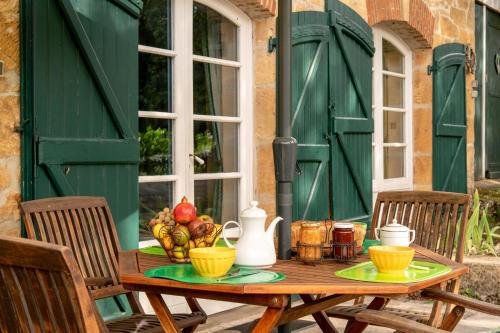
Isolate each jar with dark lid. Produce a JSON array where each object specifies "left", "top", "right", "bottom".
[
  {"left": 298, "top": 222, "right": 322, "bottom": 263},
  {"left": 332, "top": 222, "right": 355, "bottom": 259}
]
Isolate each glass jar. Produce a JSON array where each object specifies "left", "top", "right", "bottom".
[
  {"left": 298, "top": 222, "right": 322, "bottom": 263},
  {"left": 332, "top": 222, "right": 355, "bottom": 259}
]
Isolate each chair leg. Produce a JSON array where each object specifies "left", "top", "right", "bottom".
[
  {"left": 344, "top": 297, "right": 389, "bottom": 333},
  {"left": 439, "top": 305, "right": 465, "bottom": 332}
]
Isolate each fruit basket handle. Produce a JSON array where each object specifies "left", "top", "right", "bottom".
[{"left": 222, "top": 221, "right": 242, "bottom": 248}]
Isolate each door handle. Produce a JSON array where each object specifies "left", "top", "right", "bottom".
[{"left": 189, "top": 154, "right": 205, "bottom": 165}]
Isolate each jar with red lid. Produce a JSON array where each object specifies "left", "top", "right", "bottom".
[{"left": 332, "top": 222, "right": 355, "bottom": 260}]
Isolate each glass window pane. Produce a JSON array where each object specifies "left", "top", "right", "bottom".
[
  {"left": 193, "top": 3, "right": 238, "bottom": 61},
  {"left": 139, "top": 53, "right": 172, "bottom": 112},
  {"left": 193, "top": 121, "right": 238, "bottom": 173},
  {"left": 194, "top": 178, "right": 238, "bottom": 224},
  {"left": 139, "top": 118, "right": 173, "bottom": 175},
  {"left": 139, "top": 0, "right": 171, "bottom": 50},
  {"left": 193, "top": 62, "right": 238, "bottom": 117},
  {"left": 384, "top": 147, "right": 405, "bottom": 179},
  {"left": 383, "top": 39, "right": 404, "bottom": 73},
  {"left": 139, "top": 182, "right": 173, "bottom": 241},
  {"left": 383, "top": 75, "right": 404, "bottom": 108},
  {"left": 383, "top": 111, "right": 404, "bottom": 143}
]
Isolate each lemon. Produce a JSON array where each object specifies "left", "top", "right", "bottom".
[
  {"left": 152, "top": 223, "right": 166, "bottom": 239},
  {"left": 172, "top": 246, "right": 185, "bottom": 259}
]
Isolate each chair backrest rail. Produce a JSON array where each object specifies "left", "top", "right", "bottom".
[
  {"left": 370, "top": 191, "right": 471, "bottom": 262},
  {"left": 21, "top": 196, "right": 124, "bottom": 299}
]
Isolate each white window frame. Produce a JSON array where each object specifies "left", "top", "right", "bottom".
[
  {"left": 372, "top": 28, "right": 413, "bottom": 194},
  {"left": 138, "top": 0, "right": 253, "bottom": 247}
]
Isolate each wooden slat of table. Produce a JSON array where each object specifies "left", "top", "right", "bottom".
[{"left": 120, "top": 246, "right": 467, "bottom": 296}]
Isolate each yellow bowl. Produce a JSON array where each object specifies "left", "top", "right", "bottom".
[
  {"left": 369, "top": 246, "right": 415, "bottom": 274},
  {"left": 189, "top": 247, "right": 236, "bottom": 277}
]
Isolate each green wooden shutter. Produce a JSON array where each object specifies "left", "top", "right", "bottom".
[
  {"left": 431, "top": 43, "right": 467, "bottom": 193},
  {"left": 485, "top": 9, "right": 500, "bottom": 179},
  {"left": 291, "top": 11, "right": 331, "bottom": 221},
  {"left": 24, "top": 0, "right": 141, "bottom": 249},
  {"left": 328, "top": 0, "right": 375, "bottom": 223}
]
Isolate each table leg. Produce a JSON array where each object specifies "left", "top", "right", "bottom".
[
  {"left": 146, "top": 292, "right": 181, "bottom": 333},
  {"left": 300, "top": 294, "right": 339, "bottom": 333},
  {"left": 344, "top": 297, "right": 388, "bottom": 333},
  {"left": 251, "top": 306, "right": 286, "bottom": 333}
]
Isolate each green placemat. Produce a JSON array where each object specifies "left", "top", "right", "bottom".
[
  {"left": 139, "top": 246, "right": 166, "bottom": 256},
  {"left": 335, "top": 261, "right": 452, "bottom": 283},
  {"left": 144, "top": 265, "right": 285, "bottom": 284}
]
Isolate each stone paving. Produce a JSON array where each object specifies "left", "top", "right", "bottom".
[{"left": 197, "top": 298, "right": 500, "bottom": 333}]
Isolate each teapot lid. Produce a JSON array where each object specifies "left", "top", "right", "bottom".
[
  {"left": 381, "top": 219, "right": 410, "bottom": 232},
  {"left": 241, "top": 201, "right": 267, "bottom": 218}
]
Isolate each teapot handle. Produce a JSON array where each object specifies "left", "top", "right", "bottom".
[
  {"left": 222, "top": 221, "right": 242, "bottom": 248},
  {"left": 374, "top": 228, "right": 381, "bottom": 240},
  {"left": 409, "top": 230, "right": 415, "bottom": 244}
]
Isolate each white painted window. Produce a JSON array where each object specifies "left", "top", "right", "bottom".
[
  {"left": 138, "top": 0, "right": 253, "bottom": 242},
  {"left": 372, "top": 28, "right": 413, "bottom": 194}
]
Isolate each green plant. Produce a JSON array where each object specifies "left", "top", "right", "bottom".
[
  {"left": 465, "top": 190, "right": 500, "bottom": 255},
  {"left": 461, "top": 288, "right": 480, "bottom": 300},
  {"left": 139, "top": 126, "right": 171, "bottom": 175}
]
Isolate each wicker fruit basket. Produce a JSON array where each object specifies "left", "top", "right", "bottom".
[{"left": 148, "top": 196, "right": 223, "bottom": 263}]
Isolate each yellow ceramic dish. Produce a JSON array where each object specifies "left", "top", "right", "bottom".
[
  {"left": 368, "top": 245, "right": 415, "bottom": 274},
  {"left": 189, "top": 247, "right": 236, "bottom": 277}
]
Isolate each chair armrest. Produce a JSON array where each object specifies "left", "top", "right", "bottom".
[
  {"left": 354, "top": 310, "right": 449, "bottom": 333},
  {"left": 84, "top": 277, "right": 113, "bottom": 287},
  {"left": 421, "top": 288, "right": 500, "bottom": 317}
]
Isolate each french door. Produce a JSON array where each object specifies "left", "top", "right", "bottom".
[{"left": 138, "top": 0, "right": 253, "bottom": 241}]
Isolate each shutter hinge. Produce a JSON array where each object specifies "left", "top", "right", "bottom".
[
  {"left": 14, "top": 119, "right": 30, "bottom": 133},
  {"left": 295, "top": 161, "right": 303, "bottom": 176},
  {"left": 328, "top": 103, "right": 336, "bottom": 116},
  {"left": 427, "top": 65, "right": 434, "bottom": 75},
  {"left": 268, "top": 36, "right": 277, "bottom": 53}
]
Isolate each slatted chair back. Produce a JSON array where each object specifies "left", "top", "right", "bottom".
[
  {"left": 369, "top": 191, "right": 471, "bottom": 263},
  {"left": 0, "top": 235, "right": 101, "bottom": 333},
  {"left": 21, "top": 196, "right": 125, "bottom": 300}
]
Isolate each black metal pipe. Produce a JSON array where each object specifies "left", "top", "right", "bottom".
[
  {"left": 275, "top": 0, "right": 294, "bottom": 261},
  {"left": 277, "top": 0, "right": 292, "bottom": 139},
  {"left": 275, "top": 2, "right": 295, "bottom": 332}
]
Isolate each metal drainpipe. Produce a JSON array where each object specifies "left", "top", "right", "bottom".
[{"left": 274, "top": 0, "right": 296, "bottom": 331}]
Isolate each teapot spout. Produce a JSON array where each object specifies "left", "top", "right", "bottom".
[{"left": 265, "top": 216, "right": 283, "bottom": 245}]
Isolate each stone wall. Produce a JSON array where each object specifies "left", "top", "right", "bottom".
[{"left": 0, "top": 0, "right": 21, "bottom": 237}]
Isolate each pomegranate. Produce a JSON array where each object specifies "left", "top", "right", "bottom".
[{"left": 173, "top": 196, "right": 197, "bottom": 224}]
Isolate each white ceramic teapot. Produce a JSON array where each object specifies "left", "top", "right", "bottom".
[
  {"left": 375, "top": 219, "right": 415, "bottom": 246},
  {"left": 222, "top": 201, "right": 283, "bottom": 268}
]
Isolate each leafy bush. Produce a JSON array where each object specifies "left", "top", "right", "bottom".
[{"left": 465, "top": 190, "right": 500, "bottom": 256}]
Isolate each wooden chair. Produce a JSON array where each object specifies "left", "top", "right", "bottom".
[
  {"left": 0, "top": 235, "right": 101, "bottom": 332},
  {"left": 21, "top": 196, "right": 206, "bottom": 333},
  {"left": 326, "top": 191, "right": 481, "bottom": 331}
]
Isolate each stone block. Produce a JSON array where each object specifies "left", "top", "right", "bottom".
[
  {"left": 255, "top": 144, "right": 276, "bottom": 208},
  {"left": 254, "top": 86, "right": 276, "bottom": 140},
  {"left": 254, "top": 18, "right": 275, "bottom": 43},
  {"left": 0, "top": 192, "right": 21, "bottom": 237},
  {"left": 0, "top": 165, "right": 10, "bottom": 191},
  {"left": 413, "top": 155, "right": 432, "bottom": 185},
  {"left": 254, "top": 47, "right": 276, "bottom": 85},
  {"left": 438, "top": 14, "right": 459, "bottom": 39},
  {"left": 413, "top": 109, "right": 432, "bottom": 153},
  {"left": 0, "top": 96, "right": 20, "bottom": 158}
]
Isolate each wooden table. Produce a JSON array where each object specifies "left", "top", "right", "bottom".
[{"left": 119, "top": 246, "right": 467, "bottom": 333}]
